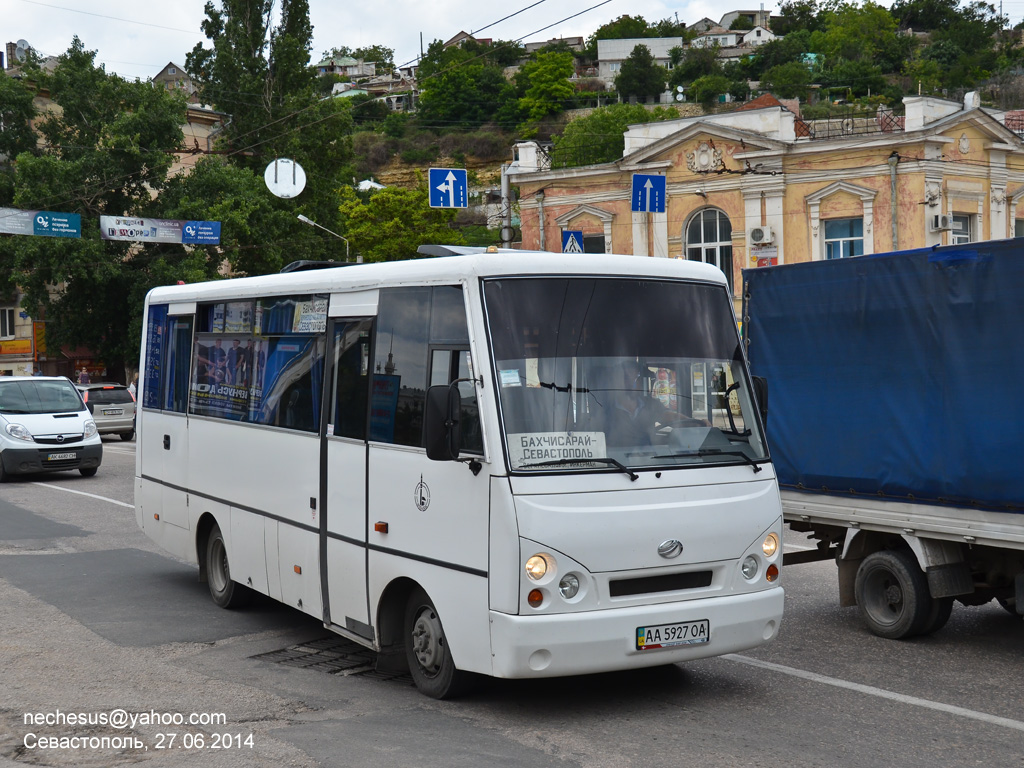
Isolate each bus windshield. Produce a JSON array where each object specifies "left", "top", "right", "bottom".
[{"left": 483, "top": 277, "right": 767, "bottom": 473}]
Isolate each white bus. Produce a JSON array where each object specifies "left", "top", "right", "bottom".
[{"left": 135, "top": 249, "right": 784, "bottom": 698}]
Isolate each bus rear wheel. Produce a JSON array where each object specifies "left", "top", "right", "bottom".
[
  {"left": 205, "top": 524, "right": 247, "bottom": 609},
  {"left": 403, "top": 587, "right": 473, "bottom": 699}
]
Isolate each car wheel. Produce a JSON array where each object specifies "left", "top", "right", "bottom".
[
  {"left": 120, "top": 430, "right": 135, "bottom": 441},
  {"left": 205, "top": 524, "right": 248, "bottom": 608},
  {"left": 79, "top": 467, "right": 98, "bottom": 477},
  {"left": 403, "top": 587, "right": 474, "bottom": 699}
]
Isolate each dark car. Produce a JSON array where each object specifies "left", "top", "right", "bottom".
[{"left": 75, "top": 383, "right": 136, "bottom": 440}]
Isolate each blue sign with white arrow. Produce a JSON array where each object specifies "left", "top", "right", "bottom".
[
  {"left": 631, "top": 174, "right": 666, "bottom": 213},
  {"left": 428, "top": 168, "right": 469, "bottom": 209}
]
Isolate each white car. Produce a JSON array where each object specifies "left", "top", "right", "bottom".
[{"left": 0, "top": 376, "right": 102, "bottom": 481}]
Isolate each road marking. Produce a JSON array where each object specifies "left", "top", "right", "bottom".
[
  {"left": 32, "top": 483, "right": 133, "bottom": 508},
  {"left": 725, "top": 654, "right": 1024, "bottom": 733}
]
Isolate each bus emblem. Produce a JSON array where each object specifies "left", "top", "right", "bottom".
[
  {"left": 414, "top": 476, "right": 430, "bottom": 511},
  {"left": 658, "top": 539, "right": 683, "bottom": 558}
]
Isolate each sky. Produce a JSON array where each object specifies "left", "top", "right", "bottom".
[{"left": 6, "top": 0, "right": 769, "bottom": 82}]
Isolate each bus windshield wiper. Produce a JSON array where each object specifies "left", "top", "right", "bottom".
[
  {"left": 653, "top": 448, "right": 762, "bottom": 473},
  {"left": 520, "top": 457, "right": 639, "bottom": 481}
]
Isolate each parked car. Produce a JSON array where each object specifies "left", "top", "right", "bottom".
[
  {"left": 0, "top": 376, "right": 102, "bottom": 481},
  {"left": 75, "top": 382, "right": 136, "bottom": 440}
]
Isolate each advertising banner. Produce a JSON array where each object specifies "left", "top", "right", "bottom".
[
  {"left": 99, "top": 216, "right": 221, "bottom": 244},
  {"left": 0, "top": 207, "right": 81, "bottom": 238}
]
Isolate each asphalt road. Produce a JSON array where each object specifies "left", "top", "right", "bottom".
[{"left": 0, "top": 439, "right": 1022, "bottom": 768}]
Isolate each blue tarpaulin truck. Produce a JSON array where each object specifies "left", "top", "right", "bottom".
[{"left": 743, "top": 239, "right": 1024, "bottom": 638}]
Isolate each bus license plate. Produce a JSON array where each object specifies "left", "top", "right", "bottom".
[
  {"left": 103, "top": 408, "right": 123, "bottom": 416},
  {"left": 48, "top": 452, "right": 77, "bottom": 461},
  {"left": 636, "top": 620, "right": 710, "bottom": 651}
]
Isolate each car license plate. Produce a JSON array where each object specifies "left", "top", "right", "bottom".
[
  {"left": 103, "top": 408, "right": 124, "bottom": 416},
  {"left": 636, "top": 620, "right": 710, "bottom": 650},
  {"left": 48, "top": 452, "right": 77, "bottom": 461}
]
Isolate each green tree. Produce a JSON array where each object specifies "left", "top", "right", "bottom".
[
  {"left": 690, "top": 74, "right": 732, "bottom": 108},
  {"left": 813, "top": 1, "right": 909, "bottom": 68},
  {"left": 187, "top": 0, "right": 353, "bottom": 242},
  {"left": 0, "top": 39, "right": 187, "bottom": 377},
  {"left": 821, "top": 59, "right": 887, "bottom": 98},
  {"left": 417, "top": 40, "right": 509, "bottom": 129},
  {"left": 615, "top": 44, "right": 667, "bottom": 101},
  {"left": 551, "top": 103, "right": 679, "bottom": 168},
  {"left": 337, "top": 185, "right": 465, "bottom": 262},
  {"left": 760, "top": 61, "right": 814, "bottom": 99},
  {"left": 668, "top": 44, "right": 723, "bottom": 88},
  {"left": 517, "top": 51, "right": 576, "bottom": 123},
  {"left": 0, "top": 74, "right": 37, "bottom": 166},
  {"left": 353, "top": 44, "right": 395, "bottom": 73}
]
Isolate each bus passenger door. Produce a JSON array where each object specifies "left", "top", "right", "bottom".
[{"left": 320, "top": 314, "right": 374, "bottom": 641}]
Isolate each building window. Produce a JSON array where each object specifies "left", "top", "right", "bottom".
[
  {"left": 583, "top": 234, "right": 605, "bottom": 253},
  {"left": 168, "top": 67, "right": 176, "bottom": 74},
  {"left": 1015, "top": 219, "right": 1024, "bottom": 238},
  {"left": 951, "top": 214, "right": 972, "bottom": 244},
  {"left": 0, "top": 308, "right": 14, "bottom": 339},
  {"left": 824, "top": 218, "right": 864, "bottom": 259},
  {"left": 685, "top": 209, "right": 733, "bottom": 289},
  {"left": 609, "top": 62, "right": 620, "bottom": 72}
]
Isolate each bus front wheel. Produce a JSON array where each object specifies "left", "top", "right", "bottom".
[
  {"left": 205, "top": 524, "right": 247, "bottom": 609},
  {"left": 403, "top": 587, "right": 473, "bottom": 699}
]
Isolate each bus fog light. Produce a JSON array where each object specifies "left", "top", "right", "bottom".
[
  {"left": 558, "top": 573, "right": 580, "bottom": 599},
  {"left": 525, "top": 554, "right": 550, "bottom": 581},
  {"left": 741, "top": 555, "right": 759, "bottom": 580},
  {"left": 762, "top": 533, "right": 779, "bottom": 557},
  {"left": 527, "top": 588, "right": 544, "bottom": 607}
]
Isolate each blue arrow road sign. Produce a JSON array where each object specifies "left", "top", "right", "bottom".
[
  {"left": 631, "top": 174, "right": 666, "bottom": 213},
  {"left": 562, "top": 230, "right": 584, "bottom": 253},
  {"left": 428, "top": 168, "right": 469, "bottom": 209}
]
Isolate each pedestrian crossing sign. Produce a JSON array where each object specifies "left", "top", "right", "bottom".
[{"left": 562, "top": 230, "right": 584, "bottom": 253}]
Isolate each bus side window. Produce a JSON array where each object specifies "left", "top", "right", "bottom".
[
  {"left": 373, "top": 285, "right": 479, "bottom": 449},
  {"left": 332, "top": 319, "right": 371, "bottom": 440}
]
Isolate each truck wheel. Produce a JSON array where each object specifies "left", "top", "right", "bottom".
[
  {"left": 854, "top": 550, "right": 930, "bottom": 639},
  {"left": 403, "top": 587, "right": 474, "bottom": 699},
  {"left": 918, "top": 596, "right": 954, "bottom": 635},
  {"left": 205, "top": 524, "right": 247, "bottom": 609}
]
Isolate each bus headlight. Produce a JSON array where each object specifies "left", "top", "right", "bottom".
[
  {"left": 525, "top": 554, "right": 551, "bottom": 581},
  {"left": 741, "top": 555, "right": 759, "bottom": 580},
  {"left": 558, "top": 573, "right": 580, "bottom": 599},
  {"left": 762, "top": 533, "right": 779, "bottom": 558}
]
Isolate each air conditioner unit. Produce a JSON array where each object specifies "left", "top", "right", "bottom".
[
  {"left": 930, "top": 214, "right": 952, "bottom": 232},
  {"left": 748, "top": 226, "right": 774, "bottom": 245}
]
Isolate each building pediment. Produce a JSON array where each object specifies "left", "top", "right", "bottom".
[
  {"left": 805, "top": 180, "right": 877, "bottom": 205},
  {"left": 554, "top": 204, "right": 614, "bottom": 226},
  {"left": 621, "top": 123, "right": 784, "bottom": 168}
]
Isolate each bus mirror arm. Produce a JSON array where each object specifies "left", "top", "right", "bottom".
[{"left": 751, "top": 376, "right": 768, "bottom": 427}]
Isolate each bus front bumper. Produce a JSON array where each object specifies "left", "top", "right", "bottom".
[{"left": 488, "top": 587, "right": 783, "bottom": 679}]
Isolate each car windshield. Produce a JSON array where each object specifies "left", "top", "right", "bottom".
[
  {"left": 483, "top": 277, "right": 768, "bottom": 473},
  {"left": 0, "top": 379, "right": 85, "bottom": 414}
]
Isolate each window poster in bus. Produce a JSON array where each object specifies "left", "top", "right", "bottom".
[
  {"left": 190, "top": 334, "right": 249, "bottom": 420},
  {"left": 248, "top": 336, "right": 323, "bottom": 431},
  {"left": 224, "top": 301, "right": 253, "bottom": 334},
  {"left": 369, "top": 374, "right": 400, "bottom": 442},
  {"left": 291, "top": 298, "right": 328, "bottom": 333},
  {"left": 143, "top": 304, "right": 167, "bottom": 410}
]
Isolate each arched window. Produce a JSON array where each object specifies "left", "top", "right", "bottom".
[{"left": 685, "top": 209, "right": 733, "bottom": 288}]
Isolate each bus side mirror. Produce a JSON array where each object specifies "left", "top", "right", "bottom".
[
  {"left": 752, "top": 376, "right": 768, "bottom": 426},
  {"left": 425, "top": 384, "right": 462, "bottom": 461}
]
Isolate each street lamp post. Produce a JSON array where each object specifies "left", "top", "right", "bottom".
[{"left": 297, "top": 214, "right": 358, "bottom": 263}]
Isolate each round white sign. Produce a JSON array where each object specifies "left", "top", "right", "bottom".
[{"left": 264, "top": 158, "right": 307, "bottom": 199}]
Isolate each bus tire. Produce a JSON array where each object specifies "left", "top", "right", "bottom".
[
  {"left": 854, "top": 550, "right": 929, "bottom": 639},
  {"left": 403, "top": 587, "right": 473, "bottom": 699},
  {"left": 205, "top": 524, "right": 247, "bottom": 609}
]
